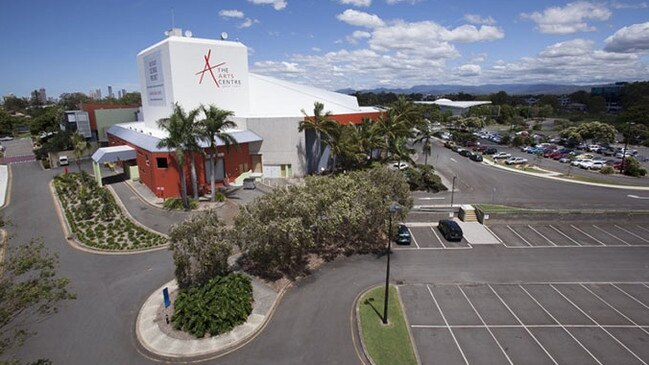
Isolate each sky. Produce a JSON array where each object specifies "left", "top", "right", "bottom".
[{"left": 1, "top": 0, "right": 648, "bottom": 99}]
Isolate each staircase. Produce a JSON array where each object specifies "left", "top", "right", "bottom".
[{"left": 459, "top": 205, "right": 478, "bottom": 222}]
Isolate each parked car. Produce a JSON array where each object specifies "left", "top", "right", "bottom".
[
  {"left": 459, "top": 149, "right": 472, "bottom": 157},
  {"left": 558, "top": 157, "right": 571, "bottom": 163},
  {"left": 571, "top": 158, "right": 586, "bottom": 166},
  {"left": 451, "top": 146, "right": 463, "bottom": 153},
  {"left": 505, "top": 157, "right": 528, "bottom": 165},
  {"left": 438, "top": 219, "right": 463, "bottom": 242},
  {"left": 469, "top": 153, "right": 483, "bottom": 162},
  {"left": 392, "top": 162, "right": 409, "bottom": 170},
  {"left": 587, "top": 144, "right": 601, "bottom": 152},
  {"left": 483, "top": 147, "right": 498, "bottom": 155},
  {"left": 59, "top": 155, "right": 69, "bottom": 166},
  {"left": 0, "top": 136, "right": 13, "bottom": 141},
  {"left": 578, "top": 159, "right": 594, "bottom": 169},
  {"left": 396, "top": 224, "right": 412, "bottom": 245},
  {"left": 474, "top": 145, "right": 488, "bottom": 153},
  {"left": 492, "top": 152, "right": 511, "bottom": 159}
]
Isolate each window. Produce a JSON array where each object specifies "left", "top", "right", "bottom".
[{"left": 156, "top": 157, "right": 168, "bottom": 168}]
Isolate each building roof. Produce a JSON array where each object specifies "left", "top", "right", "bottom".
[
  {"left": 91, "top": 145, "right": 136, "bottom": 163},
  {"left": 416, "top": 99, "right": 492, "bottom": 109},
  {"left": 107, "top": 122, "right": 262, "bottom": 152}
]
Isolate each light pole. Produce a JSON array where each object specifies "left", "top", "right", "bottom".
[
  {"left": 620, "top": 122, "right": 635, "bottom": 174},
  {"left": 450, "top": 176, "right": 457, "bottom": 208},
  {"left": 383, "top": 202, "right": 402, "bottom": 325}
]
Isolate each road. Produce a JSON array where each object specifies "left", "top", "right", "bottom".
[
  {"left": 421, "top": 140, "right": 649, "bottom": 210},
  {"left": 3, "top": 157, "right": 649, "bottom": 364}
]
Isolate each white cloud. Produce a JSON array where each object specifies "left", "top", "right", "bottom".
[
  {"left": 248, "top": 0, "right": 287, "bottom": 10},
  {"left": 219, "top": 9, "right": 244, "bottom": 18},
  {"left": 346, "top": 30, "right": 372, "bottom": 43},
  {"left": 457, "top": 64, "right": 481, "bottom": 76},
  {"left": 464, "top": 14, "right": 496, "bottom": 25},
  {"left": 253, "top": 60, "right": 304, "bottom": 74},
  {"left": 610, "top": 0, "right": 648, "bottom": 9},
  {"left": 521, "top": 1, "right": 611, "bottom": 34},
  {"left": 312, "top": 47, "right": 322, "bottom": 52},
  {"left": 539, "top": 39, "right": 593, "bottom": 58},
  {"left": 239, "top": 18, "right": 259, "bottom": 28},
  {"left": 339, "top": 0, "right": 371, "bottom": 7},
  {"left": 336, "top": 9, "right": 385, "bottom": 28},
  {"left": 604, "top": 22, "right": 649, "bottom": 53}
]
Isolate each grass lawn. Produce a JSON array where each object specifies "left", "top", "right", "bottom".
[
  {"left": 358, "top": 285, "right": 417, "bottom": 365},
  {"left": 475, "top": 204, "right": 532, "bottom": 213}
]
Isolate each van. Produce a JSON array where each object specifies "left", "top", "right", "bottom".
[
  {"left": 438, "top": 219, "right": 463, "bottom": 242},
  {"left": 59, "top": 155, "right": 69, "bottom": 166}
]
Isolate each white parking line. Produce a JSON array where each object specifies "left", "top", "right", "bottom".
[
  {"left": 408, "top": 228, "right": 421, "bottom": 249},
  {"left": 636, "top": 225, "right": 649, "bottom": 234},
  {"left": 488, "top": 285, "right": 559, "bottom": 365},
  {"left": 430, "top": 227, "right": 447, "bottom": 249},
  {"left": 550, "top": 284, "right": 647, "bottom": 365},
  {"left": 426, "top": 285, "right": 470, "bottom": 365},
  {"left": 549, "top": 225, "right": 582, "bottom": 246},
  {"left": 483, "top": 225, "right": 503, "bottom": 244},
  {"left": 529, "top": 225, "right": 557, "bottom": 247},
  {"left": 570, "top": 225, "right": 605, "bottom": 245},
  {"left": 393, "top": 246, "right": 472, "bottom": 251},
  {"left": 579, "top": 284, "right": 649, "bottom": 337},
  {"left": 615, "top": 225, "right": 649, "bottom": 243},
  {"left": 592, "top": 225, "right": 630, "bottom": 246},
  {"left": 458, "top": 286, "right": 514, "bottom": 365},
  {"left": 507, "top": 225, "right": 533, "bottom": 247},
  {"left": 450, "top": 157, "right": 458, "bottom": 163},
  {"left": 518, "top": 285, "right": 602, "bottom": 365},
  {"left": 410, "top": 324, "right": 649, "bottom": 329},
  {"left": 611, "top": 284, "right": 649, "bottom": 311}
]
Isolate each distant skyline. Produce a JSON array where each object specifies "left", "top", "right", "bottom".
[{"left": 1, "top": 0, "right": 648, "bottom": 98}]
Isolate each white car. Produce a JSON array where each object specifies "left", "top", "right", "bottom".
[
  {"left": 505, "top": 157, "right": 528, "bottom": 165},
  {"left": 578, "top": 159, "right": 594, "bottom": 169},
  {"left": 571, "top": 158, "right": 586, "bottom": 166},
  {"left": 587, "top": 144, "right": 600, "bottom": 152},
  {"left": 0, "top": 136, "right": 13, "bottom": 141},
  {"left": 59, "top": 156, "right": 69, "bottom": 167},
  {"left": 492, "top": 152, "right": 511, "bottom": 159},
  {"left": 392, "top": 162, "right": 409, "bottom": 170}
]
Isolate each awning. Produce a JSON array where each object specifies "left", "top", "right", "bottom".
[{"left": 92, "top": 145, "right": 137, "bottom": 163}]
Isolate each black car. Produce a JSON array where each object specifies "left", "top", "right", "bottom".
[
  {"left": 396, "top": 224, "right": 412, "bottom": 245},
  {"left": 483, "top": 147, "right": 497, "bottom": 155},
  {"left": 438, "top": 219, "right": 463, "bottom": 241},
  {"left": 469, "top": 153, "right": 483, "bottom": 162},
  {"left": 459, "top": 149, "right": 472, "bottom": 157}
]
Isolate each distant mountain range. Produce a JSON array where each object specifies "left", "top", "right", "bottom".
[{"left": 338, "top": 83, "right": 598, "bottom": 96}]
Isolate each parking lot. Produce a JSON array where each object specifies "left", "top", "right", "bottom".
[
  {"left": 394, "top": 222, "right": 649, "bottom": 250},
  {"left": 400, "top": 282, "right": 649, "bottom": 365},
  {"left": 489, "top": 223, "right": 649, "bottom": 248}
]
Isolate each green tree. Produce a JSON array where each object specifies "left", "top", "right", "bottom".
[
  {"left": 299, "top": 102, "right": 338, "bottom": 174},
  {"left": 1, "top": 96, "right": 28, "bottom": 113},
  {"left": 118, "top": 92, "right": 141, "bottom": 105},
  {"left": 157, "top": 104, "right": 199, "bottom": 210},
  {"left": 169, "top": 209, "right": 233, "bottom": 289},
  {"left": 30, "top": 106, "right": 62, "bottom": 135},
  {"left": 0, "top": 233, "right": 75, "bottom": 358},
  {"left": 198, "top": 105, "right": 238, "bottom": 202},
  {"left": 587, "top": 96, "right": 607, "bottom": 113},
  {"left": 414, "top": 122, "right": 434, "bottom": 165},
  {"left": 58, "top": 92, "right": 91, "bottom": 110},
  {"left": 70, "top": 132, "right": 89, "bottom": 172},
  {"left": 490, "top": 91, "right": 509, "bottom": 105}
]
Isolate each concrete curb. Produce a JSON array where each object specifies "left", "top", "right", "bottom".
[
  {"left": 0, "top": 164, "right": 11, "bottom": 209},
  {"left": 49, "top": 181, "right": 170, "bottom": 256},
  {"left": 123, "top": 179, "right": 168, "bottom": 212},
  {"left": 105, "top": 184, "right": 170, "bottom": 237},
  {"left": 135, "top": 277, "right": 290, "bottom": 361},
  {"left": 486, "top": 158, "right": 649, "bottom": 191}
]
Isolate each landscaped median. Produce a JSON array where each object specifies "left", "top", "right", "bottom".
[
  {"left": 52, "top": 171, "right": 168, "bottom": 251},
  {"left": 356, "top": 285, "right": 418, "bottom": 365}
]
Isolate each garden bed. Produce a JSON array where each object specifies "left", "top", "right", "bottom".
[{"left": 53, "top": 172, "right": 167, "bottom": 251}]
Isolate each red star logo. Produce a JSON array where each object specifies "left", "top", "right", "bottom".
[{"left": 196, "top": 49, "right": 225, "bottom": 87}]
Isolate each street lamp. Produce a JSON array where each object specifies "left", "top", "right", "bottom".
[
  {"left": 620, "top": 122, "right": 636, "bottom": 174},
  {"left": 383, "top": 202, "right": 402, "bottom": 325},
  {"left": 450, "top": 176, "right": 457, "bottom": 208}
]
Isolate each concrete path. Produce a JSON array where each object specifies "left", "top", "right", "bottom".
[
  {"left": 0, "top": 165, "right": 8, "bottom": 207},
  {"left": 137, "top": 277, "right": 282, "bottom": 360},
  {"left": 454, "top": 220, "right": 501, "bottom": 244}
]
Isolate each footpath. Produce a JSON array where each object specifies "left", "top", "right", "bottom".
[{"left": 0, "top": 165, "right": 9, "bottom": 265}]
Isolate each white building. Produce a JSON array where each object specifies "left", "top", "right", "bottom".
[
  {"left": 416, "top": 99, "right": 491, "bottom": 116},
  {"left": 110, "top": 30, "right": 382, "bottom": 179}
]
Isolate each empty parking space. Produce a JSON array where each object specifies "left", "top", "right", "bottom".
[
  {"left": 394, "top": 224, "right": 472, "bottom": 250},
  {"left": 409, "top": 226, "right": 444, "bottom": 248},
  {"left": 489, "top": 223, "right": 649, "bottom": 249},
  {"left": 402, "top": 283, "right": 649, "bottom": 365}
]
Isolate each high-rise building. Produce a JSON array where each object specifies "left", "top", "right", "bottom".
[
  {"left": 108, "top": 85, "right": 114, "bottom": 98},
  {"left": 121, "top": 88, "right": 127, "bottom": 98},
  {"left": 38, "top": 88, "right": 47, "bottom": 104}
]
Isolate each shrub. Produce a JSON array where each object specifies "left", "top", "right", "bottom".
[
  {"left": 405, "top": 164, "right": 447, "bottom": 193},
  {"left": 214, "top": 192, "right": 226, "bottom": 202},
  {"left": 623, "top": 157, "right": 647, "bottom": 177},
  {"left": 600, "top": 166, "right": 615, "bottom": 175},
  {"left": 163, "top": 198, "right": 199, "bottom": 210},
  {"left": 172, "top": 273, "right": 253, "bottom": 338}
]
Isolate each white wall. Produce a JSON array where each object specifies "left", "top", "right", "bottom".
[{"left": 244, "top": 116, "right": 307, "bottom": 177}]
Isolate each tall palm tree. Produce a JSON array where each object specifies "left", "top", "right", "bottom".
[
  {"left": 198, "top": 104, "right": 238, "bottom": 202},
  {"left": 356, "top": 117, "right": 386, "bottom": 163},
  {"left": 375, "top": 113, "right": 412, "bottom": 160},
  {"left": 414, "top": 121, "right": 434, "bottom": 165},
  {"left": 157, "top": 103, "right": 198, "bottom": 210},
  {"left": 71, "top": 132, "right": 89, "bottom": 172},
  {"left": 299, "top": 102, "right": 338, "bottom": 174}
]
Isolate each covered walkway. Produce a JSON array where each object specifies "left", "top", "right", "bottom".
[{"left": 91, "top": 145, "right": 137, "bottom": 186}]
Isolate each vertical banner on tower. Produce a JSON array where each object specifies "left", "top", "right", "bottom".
[{"left": 144, "top": 51, "right": 166, "bottom": 106}]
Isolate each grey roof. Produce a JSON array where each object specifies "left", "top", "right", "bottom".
[
  {"left": 106, "top": 125, "right": 262, "bottom": 152},
  {"left": 91, "top": 145, "right": 136, "bottom": 163}
]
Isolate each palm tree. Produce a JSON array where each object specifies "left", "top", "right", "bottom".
[
  {"left": 70, "top": 132, "right": 89, "bottom": 172},
  {"left": 375, "top": 113, "right": 412, "bottom": 160},
  {"left": 197, "top": 105, "right": 238, "bottom": 202},
  {"left": 414, "top": 121, "right": 434, "bottom": 165},
  {"left": 356, "top": 118, "right": 386, "bottom": 164},
  {"left": 157, "top": 103, "right": 199, "bottom": 210},
  {"left": 299, "top": 102, "right": 338, "bottom": 174}
]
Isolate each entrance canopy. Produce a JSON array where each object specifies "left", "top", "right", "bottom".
[{"left": 92, "top": 145, "right": 136, "bottom": 163}]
